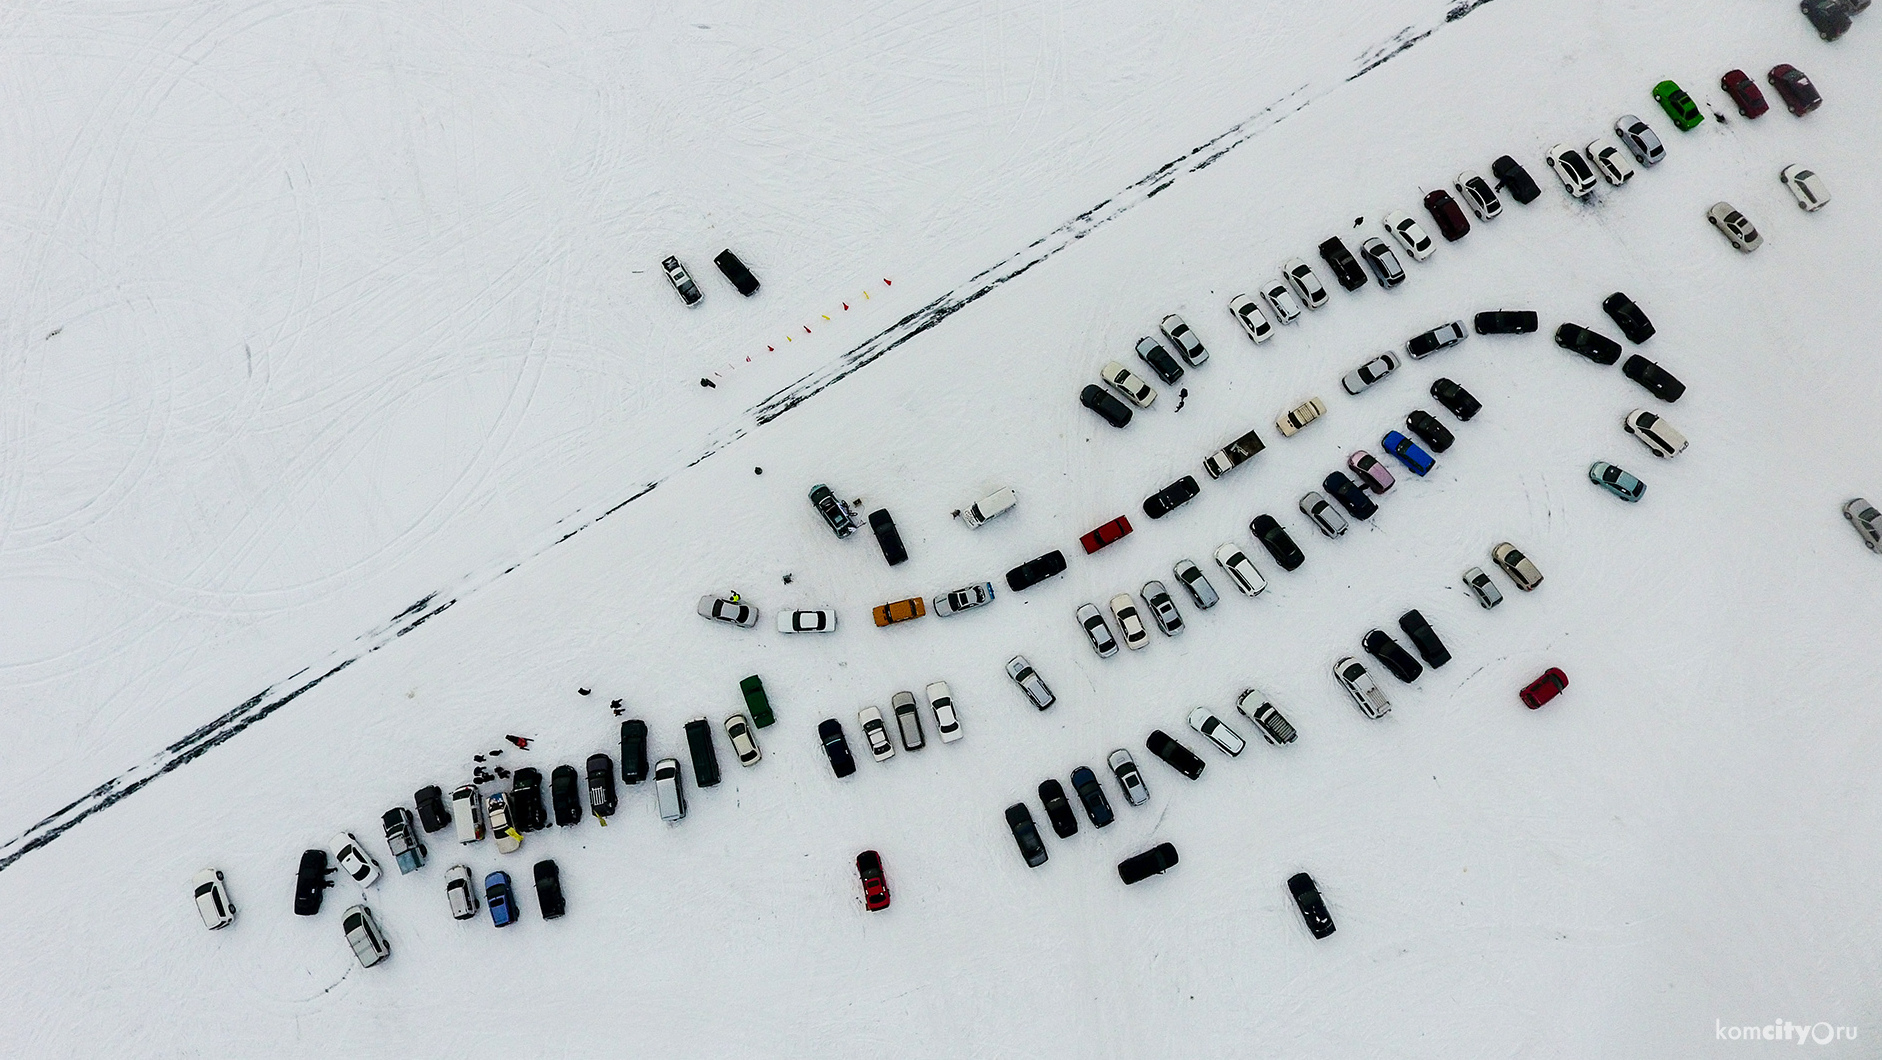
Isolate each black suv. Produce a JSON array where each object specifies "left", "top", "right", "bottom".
[
  {"left": 1430, "top": 378, "right": 1481, "bottom": 420},
  {"left": 684, "top": 718, "right": 722, "bottom": 788},
  {"left": 1289, "top": 872, "right": 1336, "bottom": 938},
  {"left": 713, "top": 249, "right": 760, "bottom": 295},
  {"left": 1363, "top": 629, "right": 1424, "bottom": 682},
  {"left": 868, "top": 508, "right": 907, "bottom": 566},
  {"left": 294, "top": 849, "right": 334, "bottom": 916},
  {"left": 1622, "top": 355, "right": 1686, "bottom": 402},
  {"left": 533, "top": 859, "right": 566, "bottom": 920},
  {"left": 550, "top": 764, "right": 583, "bottom": 827},
  {"left": 1473, "top": 310, "right": 1538, "bottom": 335},
  {"left": 1069, "top": 766, "right": 1115, "bottom": 828},
  {"left": 1397, "top": 609, "right": 1451, "bottom": 668},
  {"left": 1080, "top": 384, "right": 1133, "bottom": 428},
  {"left": 1118, "top": 842, "right": 1180, "bottom": 885},
  {"left": 809, "top": 484, "right": 859, "bottom": 538},
  {"left": 819, "top": 719, "right": 857, "bottom": 778},
  {"left": 413, "top": 785, "right": 452, "bottom": 833},
  {"left": 620, "top": 719, "right": 649, "bottom": 784},
  {"left": 1142, "top": 475, "right": 1201, "bottom": 520},
  {"left": 1602, "top": 292, "right": 1655, "bottom": 343},
  {"left": 586, "top": 753, "right": 618, "bottom": 817},
  {"left": 1038, "top": 779, "right": 1078, "bottom": 838},
  {"left": 1317, "top": 237, "right": 1368, "bottom": 291},
  {"left": 1491, "top": 155, "right": 1541, "bottom": 204},
  {"left": 511, "top": 768, "right": 549, "bottom": 832},
  {"left": 1249, "top": 515, "right": 1304, "bottom": 571},
  {"left": 1006, "top": 804, "right": 1048, "bottom": 867},
  {"left": 1146, "top": 729, "right": 1206, "bottom": 779},
  {"left": 1405, "top": 411, "right": 1454, "bottom": 453},
  {"left": 1005, "top": 549, "right": 1067, "bottom": 592},
  {"left": 1555, "top": 323, "right": 1622, "bottom": 365}
]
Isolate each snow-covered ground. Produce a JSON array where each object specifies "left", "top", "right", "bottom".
[{"left": 2, "top": 0, "right": 1879, "bottom": 1054}]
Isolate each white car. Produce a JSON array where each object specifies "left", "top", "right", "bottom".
[
  {"left": 486, "top": 792, "right": 522, "bottom": 853},
  {"left": 1281, "top": 258, "right": 1329, "bottom": 309},
  {"left": 1334, "top": 657, "right": 1391, "bottom": 719},
  {"left": 1172, "top": 559, "right": 1219, "bottom": 610},
  {"left": 1454, "top": 171, "right": 1502, "bottom": 220},
  {"left": 1108, "top": 749, "right": 1150, "bottom": 806},
  {"left": 858, "top": 707, "right": 894, "bottom": 761},
  {"left": 1213, "top": 544, "right": 1266, "bottom": 596},
  {"left": 961, "top": 486, "right": 1018, "bottom": 528},
  {"left": 1624, "top": 409, "right": 1688, "bottom": 458},
  {"left": 329, "top": 832, "right": 382, "bottom": 888},
  {"left": 1100, "top": 360, "right": 1157, "bottom": 407},
  {"left": 1260, "top": 279, "right": 1304, "bottom": 324},
  {"left": 192, "top": 869, "right": 236, "bottom": 930},
  {"left": 724, "top": 713, "right": 762, "bottom": 765},
  {"left": 697, "top": 595, "right": 757, "bottom": 628},
  {"left": 1463, "top": 566, "right": 1503, "bottom": 609},
  {"left": 341, "top": 904, "right": 391, "bottom": 968},
  {"left": 934, "top": 582, "right": 995, "bottom": 617},
  {"left": 653, "top": 758, "right": 686, "bottom": 822},
  {"left": 1186, "top": 706, "right": 1246, "bottom": 756},
  {"left": 1780, "top": 165, "right": 1830, "bottom": 212},
  {"left": 1614, "top": 115, "right": 1664, "bottom": 166},
  {"left": 1006, "top": 655, "right": 1055, "bottom": 709},
  {"left": 1586, "top": 140, "right": 1635, "bottom": 185},
  {"left": 1077, "top": 603, "right": 1119, "bottom": 658},
  {"left": 1707, "top": 202, "right": 1763, "bottom": 252},
  {"left": 1236, "top": 688, "right": 1299, "bottom": 745},
  {"left": 1275, "top": 396, "right": 1326, "bottom": 437},
  {"left": 1110, "top": 594, "right": 1149, "bottom": 650},
  {"left": 1342, "top": 352, "right": 1400, "bottom": 395},
  {"left": 451, "top": 784, "right": 485, "bottom": 844},
  {"left": 1228, "top": 293, "right": 1274, "bottom": 344},
  {"left": 1546, "top": 144, "right": 1598, "bottom": 198},
  {"left": 777, "top": 609, "right": 837, "bottom": 633},
  {"left": 927, "top": 681, "right": 963, "bottom": 743},
  {"left": 1298, "top": 492, "right": 1347, "bottom": 538},
  {"left": 1160, "top": 314, "right": 1209, "bottom": 365},
  {"left": 1383, "top": 212, "right": 1435, "bottom": 261},
  {"left": 444, "top": 864, "right": 479, "bottom": 921},
  {"left": 1845, "top": 499, "right": 1881, "bottom": 553}
]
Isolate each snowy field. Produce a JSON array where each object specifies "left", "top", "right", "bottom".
[{"left": 2, "top": 0, "right": 1879, "bottom": 1055}]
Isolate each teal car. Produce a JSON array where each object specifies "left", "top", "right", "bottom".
[
  {"left": 1590, "top": 461, "right": 1645, "bottom": 502},
  {"left": 1652, "top": 80, "right": 1704, "bottom": 131}
]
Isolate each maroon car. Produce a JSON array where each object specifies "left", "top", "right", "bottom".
[
  {"left": 1520, "top": 667, "right": 1569, "bottom": 709},
  {"left": 856, "top": 850, "right": 890, "bottom": 911},
  {"left": 1767, "top": 64, "right": 1822, "bottom": 117},
  {"left": 1080, "top": 515, "right": 1133, "bottom": 554},
  {"left": 1720, "top": 69, "right": 1768, "bottom": 118},
  {"left": 1423, "top": 189, "right": 1470, "bottom": 242}
]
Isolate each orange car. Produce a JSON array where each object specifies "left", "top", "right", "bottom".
[{"left": 873, "top": 596, "right": 927, "bottom": 627}]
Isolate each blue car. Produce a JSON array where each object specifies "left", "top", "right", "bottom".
[
  {"left": 1382, "top": 431, "right": 1435, "bottom": 476},
  {"left": 1589, "top": 461, "right": 1645, "bottom": 502},
  {"left": 486, "top": 871, "right": 518, "bottom": 927}
]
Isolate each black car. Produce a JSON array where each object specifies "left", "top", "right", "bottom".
[
  {"left": 1602, "top": 292, "right": 1655, "bottom": 343},
  {"left": 1006, "top": 803, "right": 1049, "bottom": 867},
  {"left": 808, "top": 484, "right": 859, "bottom": 538},
  {"left": 1142, "top": 475, "right": 1201, "bottom": 519},
  {"left": 684, "top": 718, "right": 722, "bottom": 788},
  {"left": 1554, "top": 323, "right": 1622, "bottom": 365},
  {"left": 1322, "top": 472, "right": 1377, "bottom": 520},
  {"left": 1430, "top": 377, "right": 1481, "bottom": 421},
  {"left": 818, "top": 718, "right": 857, "bottom": 778},
  {"left": 1080, "top": 384, "right": 1133, "bottom": 428},
  {"left": 550, "top": 765, "right": 583, "bottom": 827},
  {"left": 1069, "top": 766, "right": 1115, "bottom": 828},
  {"left": 1288, "top": 872, "right": 1336, "bottom": 938},
  {"left": 713, "top": 249, "right": 760, "bottom": 296},
  {"left": 511, "top": 768, "right": 549, "bottom": 832},
  {"left": 1118, "top": 842, "right": 1180, "bottom": 885},
  {"left": 1802, "top": 0, "right": 1852, "bottom": 41},
  {"left": 533, "top": 859, "right": 566, "bottom": 920},
  {"left": 1473, "top": 310, "right": 1538, "bottom": 335},
  {"left": 868, "top": 508, "right": 908, "bottom": 566},
  {"left": 1146, "top": 729, "right": 1206, "bottom": 780},
  {"left": 1406, "top": 321, "right": 1467, "bottom": 359},
  {"left": 1622, "top": 355, "right": 1686, "bottom": 402},
  {"left": 1397, "top": 609, "right": 1451, "bottom": 668},
  {"left": 586, "top": 753, "right": 618, "bottom": 817},
  {"left": 620, "top": 719, "right": 649, "bottom": 784},
  {"left": 1363, "top": 629, "right": 1424, "bottom": 682},
  {"left": 413, "top": 785, "right": 452, "bottom": 834},
  {"left": 1318, "top": 236, "right": 1369, "bottom": 291},
  {"left": 1249, "top": 515, "right": 1305, "bottom": 571},
  {"left": 1005, "top": 549, "right": 1068, "bottom": 592},
  {"left": 1405, "top": 410, "right": 1454, "bottom": 453},
  {"left": 1491, "top": 154, "right": 1541, "bottom": 204},
  {"left": 1136, "top": 339, "right": 1185, "bottom": 384},
  {"left": 294, "top": 849, "right": 334, "bottom": 916},
  {"left": 1038, "top": 779, "right": 1078, "bottom": 838}
]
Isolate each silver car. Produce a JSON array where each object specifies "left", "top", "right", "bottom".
[
  {"left": 1624, "top": 409, "right": 1688, "bottom": 458},
  {"left": 927, "top": 681, "right": 963, "bottom": 742},
  {"left": 1844, "top": 499, "right": 1881, "bottom": 553},
  {"left": 1228, "top": 293, "right": 1274, "bottom": 344},
  {"left": 1214, "top": 544, "right": 1266, "bottom": 596},
  {"left": 1110, "top": 594, "right": 1149, "bottom": 650},
  {"left": 342, "top": 904, "right": 391, "bottom": 968},
  {"left": 1299, "top": 492, "right": 1347, "bottom": 538},
  {"left": 934, "top": 582, "right": 995, "bottom": 617},
  {"left": 1108, "top": 749, "right": 1151, "bottom": 806},
  {"left": 1334, "top": 657, "right": 1391, "bottom": 719},
  {"left": 1237, "top": 688, "right": 1298, "bottom": 745},
  {"left": 1006, "top": 655, "right": 1055, "bottom": 709},
  {"left": 1342, "top": 352, "right": 1400, "bottom": 395},
  {"left": 654, "top": 758, "right": 686, "bottom": 823},
  {"left": 1281, "top": 258, "right": 1329, "bottom": 309},
  {"left": 697, "top": 595, "right": 757, "bottom": 628},
  {"left": 1141, "top": 581, "right": 1184, "bottom": 636},
  {"left": 1707, "top": 202, "right": 1762, "bottom": 252},
  {"left": 1492, "top": 542, "right": 1544, "bottom": 590},
  {"left": 1077, "top": 603, "right": 1119, "bottom": 658},
  {"left": 1161, "top": 314, "right": 1209, "bottom": 365},
  {"left": 444, "top": 865, "right": 479, "bottom": 921},
  {"left": 1463, "top": 566, "right": 1504, "bottom": 609},
  {"left": 1780, "top": 165, "right": 1830, "bottom": 212},
  {"left": 1614, "top": 115, "right": 1665, "bottom": 166},
  {"left": 1172, "top": 559, "right": 1219, "bottom": 610},
  {"left": 1359, "top": 237, "right": 1405, "bottom": 288},
  {"left": 891, "top": 691, "right": 925, "bottom": 750},
  {"left": 1187, "top": 706, "right": 1246, "bottom": 756}
]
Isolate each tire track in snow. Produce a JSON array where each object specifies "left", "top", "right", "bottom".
[{"left": 0, "top": 0, "right": 1505, "bottom": 873}]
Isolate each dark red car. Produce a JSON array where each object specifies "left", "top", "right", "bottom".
[
  {"left": 1720, "top": 69, "right": 1768, "bottom": 119},
  {"left": 856, "top": 850, "right": 890, "bottom": 911},
  {"left": 1080, "top": 515, "right": 1133, "bottom": 554},
  {"left": 1520, "top": 667, "right": 1569, "bottom": 709},
  {"left": 1423, "top": 189, "right": 1470, "bottom": 241},
  {"left": 1767, "top": 64, "right": 1822, "bottom": 117}
]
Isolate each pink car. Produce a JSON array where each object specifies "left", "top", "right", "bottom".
[{"left": 1347, "top": 451, "right": 1396, "bottom": 494}]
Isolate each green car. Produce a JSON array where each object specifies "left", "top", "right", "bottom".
[
  {"left": 739, "top": 675, "right": 775, "bottom": 728},
  {"left": 1652, "top": 80, "right": 1704, "bottom": 131}
]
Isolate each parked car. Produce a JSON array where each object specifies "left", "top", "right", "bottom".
[
  {"left": 856, "top": 851, "right": 891, "bottom": 911},
  {"left": 1322, "top": 472, "right": 1377, "bottom": 520},
  {"left": 1492, "top": 543, "right": 1544, "bottom": 590},
  {"left": 1005, "top": 804, "right": 1049, "bottom": 867},
  {"left": 1110, "top": 594, "right": 1149, "bottom": 650},
  {"left": 1383, "top": 431, "right": 1435, "bottom": 476},
  {"left": 620, "top": 719, "right": 649, "bottom": 785},
  {"left": 962, "top": 485, "right": 1019, "bottom": 528},
  {"left": 654, "top": 758, "right": 687, "bottom": 821},
  {"left": 1521, "top": 667, "right": 1570, "bottom": 709},
  {"left": 1614, "top": 115, "right": 1665, "bottom": 166},
  {"left": 934, "top": 581, "right": 996, "bottom": 617},
  {"left": 445, "top": 864, "right": 479, "bottom": 921},
  {"left": 1802, "top": 0, "right": 1853, "bottom": 40},
  {"left": 1161, "top": 314, "right": 1209, "bottom": 366},
  {"left": 330, "top": 831, "right": 382, "bottom": 887},
  {"left": 550, "top": 765, "right": 583, "bottom": 827},
  {"left": 1006, "top": 549, "right": 1068, "bottom": 591},
  {"left": 1406, "top": 321, "right": 1466, "bottom": 358},
  {"left": 1397, "top": 609, "right": 1452, "bottom": 668},
  {"left": 1431, "top": 377, "right": 1481, "bottom": 420},
  {"left": 1006, "top": 655, "right": 1055, "bottom": 709},
  {"left": 1141, "top": 580, "right": 1185, "bottom": 635},
  {"left": 740, "top": 674, "right": 775, "bottom": 727},
  {"left": 872, "top": 596, "right": 927, "bottom": 627},
  {"left": 485, "top": 872, "right": 517, "bottom": 927},
  {"left": 1288, "top": 873, "right": 1336, "bottom": 938},
  {"left": 286, "top": 851, "right": 327, "bottom": 915},
  {"left": 1602, "top": 292, "right": 1655, "bottom": 343},
  {"left": 1318, "top": 236, "right": 1369, "bottom": 290},
  {"left": 533, "top": 859, "right": 566, "bottom": 920},
  {"left": 891, "top": 691, "right": 925, "bottom": 750},
  {"left": 1454, "top": 171, "right": 1503, "bottom": 220},
  {"left": 1132, "top": 339, "right": 1184, "bottom": 385},
  {"left": 192, "top": 869, "right": 236, "bottom": 930},
  {"left": 1768, "top": 64, "right": 1822, "bottom": 116},
  {"left": 1236, "top": 688, "right": 1299, "bottom": 745},
  {"left": 1424, "top": 189, "right": 1471, "bottom": 241},
  {"left": 1624, "top": 409, "right": 1687, "bottom": 457},
  {"left": 1405, "top": 411, "right": 1454, "bottom": 453},
  {"left": 486, "top": 792, "right": 522, "bottom": 854},
  {"left": 1101, "top": 360, "right": 1158, "bottom": 407},
  {"left": 1589, "top": 461, "right": 1646, "bottom": 502},
  {"left": 928, "top": 681, "right": 963, "bottom": 742},
  {"left": 684, "top": 718, "right": 721, "bottom": 788},
  {"left": 1109, "top": 749, "right": 1151, "bottom": 806},
  {"left": 867, "top": 508, "right": 908, "bottom": 566},
  {"left": 1204, "top": 427, "right": 1266, "bottom": 479},
  {"left": 1187, "top": 706, "right": 1246, "bottom": 757},
  {"left": 725, "top": 713, "right": 763, "bottom": 765},
  {"left": 1250, "top": 515, "right": 1305, "bottom": 571},
  {"left": 818, "top": 720, "right": 857, "bottom": 778},
  {"left": 1039, "top": 779, "right": 1078, "bottom": 838},
  {"left": 1334, "top": 658, "right": 1391, "bottom": 719},
  {"left": 1359, "top": 237, "right": 1406, "bottom": 287},
  {"left": 1554, "top": 322, "right": 1622, "bottom": 365},
  {"left": 1080, "top": 383, "right": 1134, "bottom": 428},
  {"left": 1363, "top": 629, "right": 1424, "bottom": 682},
  {"left": 1081, "top": 515, "right": 1134, "bottom": 554},
  {"left": 1261, "top": 278, "right": 1304, "bottom": 323},
  {"left": 1299, "top": 492, "right": 1347, "bottom": 538},
  {"left": 1342, "top": 352, "right": 1399, "bottom": 394},
  {"left": 1492, "top": 154, "right": 1541, "bottom": 204},
  {"left": 1843, "top": 499, "right": 1881, "bottom": 553},
  {"left": 382, "top": 807, "right": 428, "bottom": 874},
  {"left": 1142, "top": 475, "right": 1202, "bottom": 519},
  {"left": 697, "top": 594, "right": 758, "bottom": 628},
  {"left": 1146, "top": 729, "right": 1206, "bottom": 779},
  {"left": 1780, "top": 164, "right": 1831, "bottom": 211},
  {"left": 858, "top": 706, "right": 895, "bottom": 761},
  {"left": 586, "top": 753, "right": 618, "bottom": 816},
  {"left": 1214, "top": 543, "right": 1267, "bottom": 596},
  {"left": 414, "top": 785, "right": 452, "bottom": 834},
  {"left": 809, "top": 484, "right": 860, "bottom": 538},
  {"left": 1545, "top": 144, "right": 1598, "bottom": 198},
  {"left": 1707, "top": 201, "right": 1763, "bottom": 252},
  {"left": 1383, "top": 211, "right": 1436, "bottom": 260},
  {"left": 1118, "top": 843, "right": 1180, "bottom": 885},
  {"left": 1228, "top": 293, "right": 1275, "bottom": 343},
  {"left": 1276, "top": 396, "right": 1327, "bottom": 437},
  {"left": 1622, "top": 354, "right": 1687, "bottom": 402},
  {"left": 1463, "top": 566, "right": 1504, "bottom": 609},
  {"left": 1172, "top": 559, "right": 1220, "bottom": 609},
  {"left": 342, "top": 904, "right": 392, "bottom": 966},
  {"left": 713, "top": 249, "right": 760, "bottom": 295},
  {"left": 778, "top": 604, "right": 837, "bottom": 638},
  {"left": 1586, "top": 141, "right": 1635, "bottom": 185},
  {"left": 1348, "top": 450, "right": 1395, "bottom": 493},
  {"left": 1070, "top": 766, "right": 1115, "bottom": 828},
  {"left": 1721, "top": 69, "right": 1769, "bottom": 118},
  {"left": 450, "top": 785, "right": 485, "bottom": 845},
  {"left": 1474, "top": 310, "right": 1537, "bottom": 335},
  {"left": 661, "top": 256, "right": 701, "bottom": 305},
  {"left": 1652, "top": 79, "right": 1704, "bottom": 130},
  {"left": 1282, "top": 258, "right": 1330, "bottom": 309}
]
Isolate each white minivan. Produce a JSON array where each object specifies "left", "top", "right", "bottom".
[
  {"left": 654, "top": 758, "right": 687, "bottom": 822},
  {"left": 451, "top": 784, "right": 485, "bottom": 844},
  {"left": 962, "top": 487, "right": 1017, "bottom": 528}
]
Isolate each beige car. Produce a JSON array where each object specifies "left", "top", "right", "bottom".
[
  {"left": 1624, "top": 409, "right": 1688, "bottom": 458},
  {"left": 724, "top": 713, "right": 761, "bottom": 766},
  {"left": 1492, "top": 543, "right": 1544, "bottom": 591},
  {"left": 1100, "top": 361, "right": 1157, "bottom": 408},
  {"left": 1276, "top": 397, "right": 1327, "bottom": 437},
  {"left": 1109, "top": 594, "right": 1149, "bottom": 650}
]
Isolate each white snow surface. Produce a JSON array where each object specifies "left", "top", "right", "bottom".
[{"left": 2, "top": 0, "right": 1880, "bottom": 1055}]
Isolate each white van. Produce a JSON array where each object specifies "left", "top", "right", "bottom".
[
  {"left": 962, "top": 487, "right": 1017, "bottom": 528},
  {"left": 451, "top": 784, "right": 485, "bottom": 844},
  {"left": 654, "top": 758, "right": 687, "bottom": 822}
]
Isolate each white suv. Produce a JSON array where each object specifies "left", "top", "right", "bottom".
[
  {"left": 192, "top": 869, "right": 236, "bottom": 930},
  {"left": 1334, "top": 658, "right": 1391, "bottom": 718}
]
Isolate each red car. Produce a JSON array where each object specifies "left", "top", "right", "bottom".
[
  {"left": 1767, "top": 64, "right": 1822, "bottom": 117},
  {"left": 1423, "top": 189, "right": 1470, "bottom": 242},
  {"left": 856, "top": 850, "right": 890, "bottom": 911},
  {"left": 1520, "top": 667, "right": 1569, "bottom": 709},
  {"left": 1720, "top": 69, "right": 1768, "bottom": 118},
  {"left": 1080, "top": 515, "right": 1133, "bottom": 554}
]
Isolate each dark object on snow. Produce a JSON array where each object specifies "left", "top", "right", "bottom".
[
  {"left": 684, "top": 718, "right": 722, "bottom": 788},
  {"left": 700, "top": 378, "right": 716, "bottom": 388},
  {"left": 586, "top": 753, "right": 618, "bottom": 816},
  {"left": 1290, "top": 872, "right": 1337, "bottom": 938},
  {"left": 534, "top": 859, "right": 566, "bottom": 920},
  {"left": 620, "top": 719, "right": 649, "bottom": 784},
  {"left": 294, "top": 849, "right": 333, "bottom": 916},
  {"left": 414, "top": 785, "right": 452, "bottom": 833},
  {"left": 511, "top": 768, "right": 548, "bottom": 831},
  {"left": 506, "top": 735, "right": 530, "bottom": 749},
  {"left": 714, "top": 250, "right": 760, "bottom": 296},
  {"left": 578, "top": 687, "right": 591, "bottom": 696},
  {"left": 868, "top": 508, "right": 908, "bottom": 566},
  {"left": 1118, "top": 842, "right": 1180, "bottom": 885},
  {"left": 754, "top": 467, "right": 762, "bottom": 474},
  {"left": 550, "top": 765, "right": 583, "bottom": 827}
]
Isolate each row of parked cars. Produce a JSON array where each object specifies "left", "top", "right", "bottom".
[{"left": 814, "top": 682, "right": 965, "bottom": 778}]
